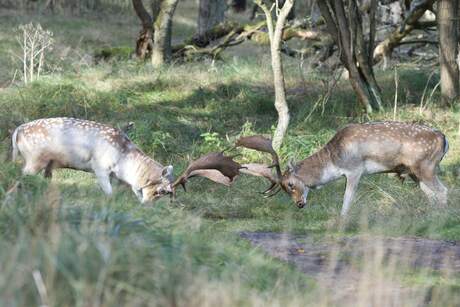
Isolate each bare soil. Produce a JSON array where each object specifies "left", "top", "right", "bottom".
[{"left": 240, "top": 232, "right": 460, "bottom": 306}]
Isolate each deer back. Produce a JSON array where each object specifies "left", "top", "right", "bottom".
[{"left": 293, "top": 121, "right": 448, "bottom": 182}]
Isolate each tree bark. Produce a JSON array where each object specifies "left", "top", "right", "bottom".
[
  {"left": 255, "top": 0, "right": 294, "bottom": 151},
  {"left": 198, "top": 0, "right": 227, "bottom": 36},
  {"left": 230, "top": 0, "right": 246, "bottom": 12},
  {"left": 251, "top": 0, "right": 295, "bottom": 21},
  {"left": 368, "top": 0, "right": 377, "bottom": 64},
  {"left": 133, "top": 0, "right": 154, "bottom": 59},
  {"left": 438, "top": 0, "right": 459, "bottom": 105},
  {"left": 151, "top": 0, "right": 179, "bottom": 67}
]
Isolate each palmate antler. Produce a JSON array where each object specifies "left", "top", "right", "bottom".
[
  {"left": 170, "top": 136, "right": 283, "bottom": 198},
  {"left": 172, "top": 151, "right": 243, "bottom": 194},
  {"left": 235, "top": 135, "right": 283, "bottom": 197}
]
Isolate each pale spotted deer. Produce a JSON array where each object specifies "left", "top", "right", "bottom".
[
  {"left": 11, "top": 117, "right": 240, "bottom": 202},
  {"left": 236, "top": 122, "right": 449, "bottom": 216}
]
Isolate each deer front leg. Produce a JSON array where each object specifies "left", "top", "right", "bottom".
[
  {"left": 132, "top": 187, "right": 144, "bottom": 202},
  {"left": 94, "top": 169, "right": 113, "bottom": 196},
  {"left": 341, "top": 172, "right": 362, "bottom": 216}
]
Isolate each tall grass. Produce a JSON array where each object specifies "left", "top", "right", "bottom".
[{"left": 0, "top": 164, "right": 316, "bottom": 306}]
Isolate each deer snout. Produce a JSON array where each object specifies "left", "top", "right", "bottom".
[
  {"left": 165, "top": 184, "right": 174, "bottom": 194},
  {"left": 296, "top": 201, "right": 305, "bottom": 208},
  {"left": 295, "top": 187, "right": 309, "bottom": 209}
]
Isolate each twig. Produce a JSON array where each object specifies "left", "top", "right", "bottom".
[
  {"left": 425, "top": 80, "right": 441, "bottom": 110},
  {"left": 304, "top": 69, "right": 341, "bottom": 122},
  {"left": 32, "top": 270, "right": 50, "bottom": 307},
  {"left": 419, "top": 70, "right": 436, "bottom": 114},
  {"left": 393, "top": 67, "right": 398, "bottom": 120}
]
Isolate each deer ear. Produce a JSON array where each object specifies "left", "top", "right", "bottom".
[
  {"left": 287, "top": 160, "right": 296, "bottom": 173},
  {"left": 161, "top": 165, "right": 174, "bottom": 179}
]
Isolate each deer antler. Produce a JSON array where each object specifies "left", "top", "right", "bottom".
[
  {"left": 172, "top": 152, "right": 242, "bottom": 193},
  {"left": 235, "top": 135, "right": 282, "bottom": 178},
  {"left": 235, "top": 135, "right": 283, "bottom": 196}
]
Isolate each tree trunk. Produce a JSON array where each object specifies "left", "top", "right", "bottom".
[
  {"left": 198, "top": 0, "right": 227, "bottom": 36},
  {"left": 251, "top": 0, "right": 295, "bottom": 22},
  {"left": 152, "top": 0, "right": 179, "bottom": 67},
  {"left": 230, "top": 0, "right": 246, "bottom": 12},
  {"left": 438, "top": 0, "right": 459, "bottom": 105},
  {"left": 133, "top": 0, "right": 154, "bottom": 59},
  {"left": 318, "top": 0, "right": 383, "bottom": 113},
  {"left": 255, "top": 0, "right": 294, "bottom": 151}
]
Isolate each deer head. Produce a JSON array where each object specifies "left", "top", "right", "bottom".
[
  {"left": 139, "top": 165, "right": 175, "bottom": 201},
  {"left": 236, "top": 135, "right": 308, "bottom": 208}
]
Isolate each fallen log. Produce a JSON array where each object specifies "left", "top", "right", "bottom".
[
  {"left": 97, "top": 19, "right": 331, "bottom": 62},
  {"left": 172, "top": 19, "right": 327, "bottom": 60}
]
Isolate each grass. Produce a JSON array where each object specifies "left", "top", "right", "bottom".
[{"left": 1, "top": 5, "right": 460, "bottom": 306}]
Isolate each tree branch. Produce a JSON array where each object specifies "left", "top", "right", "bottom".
[
  {"left": 373, "top": 0, "right": 438, "bottom": 66},
  {"left": 132, "top": 0, "right": 153, "bottom": 29}
]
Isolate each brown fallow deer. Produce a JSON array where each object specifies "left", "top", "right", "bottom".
[
  {"left": 236, "top": 122, "right": 449, "bottom": 216},
  {"left": 12, "top": 118, "right": 241, "bottom": 202}
]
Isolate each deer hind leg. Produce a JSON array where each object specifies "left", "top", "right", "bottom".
[
  {"left": 22, "top": 159, "right": 47, "bottom": 175},
  {"left": 412, "top": 163, "right": 448, "bottom": 207},
  {"left": 132, "top": 187, "right": 143, "bottom": 202},
  {"left": 420, "top": 176, "right": 448, "bottom": 207},
  {"left": 341, "top": 171, "right": 362, "bottom": 216}
]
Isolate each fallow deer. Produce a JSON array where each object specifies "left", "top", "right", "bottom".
[
  {"left": 11, "top": 118, "right": 239, "bottom": 203},
  {"left": 236, "top": 122, "right": 449, "bottom": 216}
]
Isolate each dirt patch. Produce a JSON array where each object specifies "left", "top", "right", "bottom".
[{"left": 240, "top": 232, "right": 460, "bottom": 306}]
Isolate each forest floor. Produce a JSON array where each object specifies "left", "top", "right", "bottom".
[
  {"left": 0, "top": 4, "right": 460, "bottom": 307},
  {"left": 241, "top": 232, "right": 460, "bottom": 305}
]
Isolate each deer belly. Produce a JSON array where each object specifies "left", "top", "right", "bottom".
[
  {"left": 38, "top": 144, "right": 93, "bottom": 171},
  {"left": 364, "top": 160, "right": 391, "bottom": 174}
]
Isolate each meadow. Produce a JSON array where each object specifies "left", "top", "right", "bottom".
[{"left": 0, "top": 3, "right": 459, "bottom": 306}]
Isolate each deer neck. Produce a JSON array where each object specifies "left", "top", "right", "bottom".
[
  {"left": 295, "top": 147, "right": 343, "bottom": 188},
  {"left": 116, "top": 149, "right": 163, "bottom": 189}
]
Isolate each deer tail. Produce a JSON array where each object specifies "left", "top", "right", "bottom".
[{"left": 441, "top": 133, "right": 449, "bottom": 161}]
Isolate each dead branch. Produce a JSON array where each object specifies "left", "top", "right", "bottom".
[
  {"left": 171, "top": 19, "right": 328, "bottom": 60},
  {"left": 373, "top": 0, "right": 438, "bottom": 68}
]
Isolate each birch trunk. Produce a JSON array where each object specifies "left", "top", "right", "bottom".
[
  {"left": 151, "top": 0, "right": 179, "bottom": 66},
  {"left": 255, "top": 0, "right": 294, "bottom": 151}
]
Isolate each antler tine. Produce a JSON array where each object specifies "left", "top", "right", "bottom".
[
  {"left": 172, "top": 152, "right": 242, "bottom": 192},
  {"left": 260, "top": 182, "right": 278, "bottom": 195},
  {"left": 235, "top": 135, "right": 282, "bottom": 181},
  {"left": 263, "top": 186, "right": 282, "bottom": 198}
]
